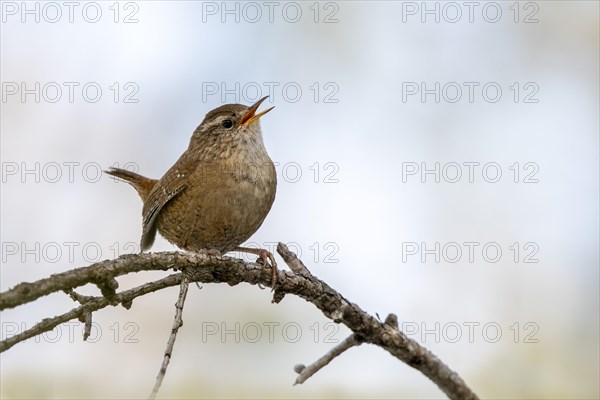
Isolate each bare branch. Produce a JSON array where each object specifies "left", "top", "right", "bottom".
[
  {"left": 0, "top": 274, "right": 182, "bottom": 352},
  {"left": 149, "top": 271, "right": 190, "bottom": 399},
  {"left": 294, "top": 334, "right": 362, "bottom": 385},
  {"left": 0, "top": 247, "right": 479, "bottom": 400},
  {"left": 1, "top": 252, "right": 181, "bottom": 310}
]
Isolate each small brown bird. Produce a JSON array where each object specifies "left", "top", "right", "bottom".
[{"left": 106, "top": 96, "right": 278, "bottom": 285}]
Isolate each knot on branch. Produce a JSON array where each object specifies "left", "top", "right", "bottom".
[
  {"left": 92, "top": 271, "right": 119, "bottom": 304},
  {"left": 384, "top": 313, "right": 399, "bottom": 330}
]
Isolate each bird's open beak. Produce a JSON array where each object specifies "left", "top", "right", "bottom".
[{"left": 240, "top": 96, "right": 274, "bottom": 127}]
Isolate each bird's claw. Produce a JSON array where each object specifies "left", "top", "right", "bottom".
[{"left": 256, "top": 249, "right": 278, "bottom": 290}]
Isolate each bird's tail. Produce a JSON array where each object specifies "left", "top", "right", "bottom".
[{"left": 105, "top": 167, "right": 157, "bottom": 202}]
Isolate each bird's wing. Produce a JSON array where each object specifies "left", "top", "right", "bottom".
[
  {"left": 140, "top": 182, "right": 186, "bottom": 251},
  {"left": 139, "top": 148, "right": 200, "bottom": 252}
]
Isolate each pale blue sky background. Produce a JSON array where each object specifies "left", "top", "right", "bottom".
[{"left": 1, "top": 1, "right": 598, "bottom": 399}]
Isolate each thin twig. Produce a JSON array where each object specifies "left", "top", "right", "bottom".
[
  {"left": 294, "top": 334, "right": 362, "bottom": 385},
  {"left": 276, "top": 242, "right": 311, "bottom": 276},
  {"left": 149, "top": 271, "right": 190, "bottom": 400},
  {"left": 82, "top": 311, "right": 92, "bottom": 341}
]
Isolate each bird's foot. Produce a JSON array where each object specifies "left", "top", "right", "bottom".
[
  {"left": 235, "top": 246, "right": 278, "bottom": 290},
  {"left": 206, "top": 248, "right": 222, "bottom": 257}
]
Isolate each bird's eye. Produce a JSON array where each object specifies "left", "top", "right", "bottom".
[{"left": 221, "top": 119, "right": 234, "bottom": 129}]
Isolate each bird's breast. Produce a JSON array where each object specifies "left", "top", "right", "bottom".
[{"left": 156, "top": 151, "right": 276, "bottom": 253}]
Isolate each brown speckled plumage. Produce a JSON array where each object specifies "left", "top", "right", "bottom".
[{"left": 106, "top": 97, "right": 277, "bottom": 255}]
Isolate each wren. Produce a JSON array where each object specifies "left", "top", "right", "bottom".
[{"left": 106, "top": 96, "right": 278, "bottom": 285}]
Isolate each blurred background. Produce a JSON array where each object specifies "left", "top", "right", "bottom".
[{"left": 1, "top": 1, "right": 598, "bottom": 399}]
